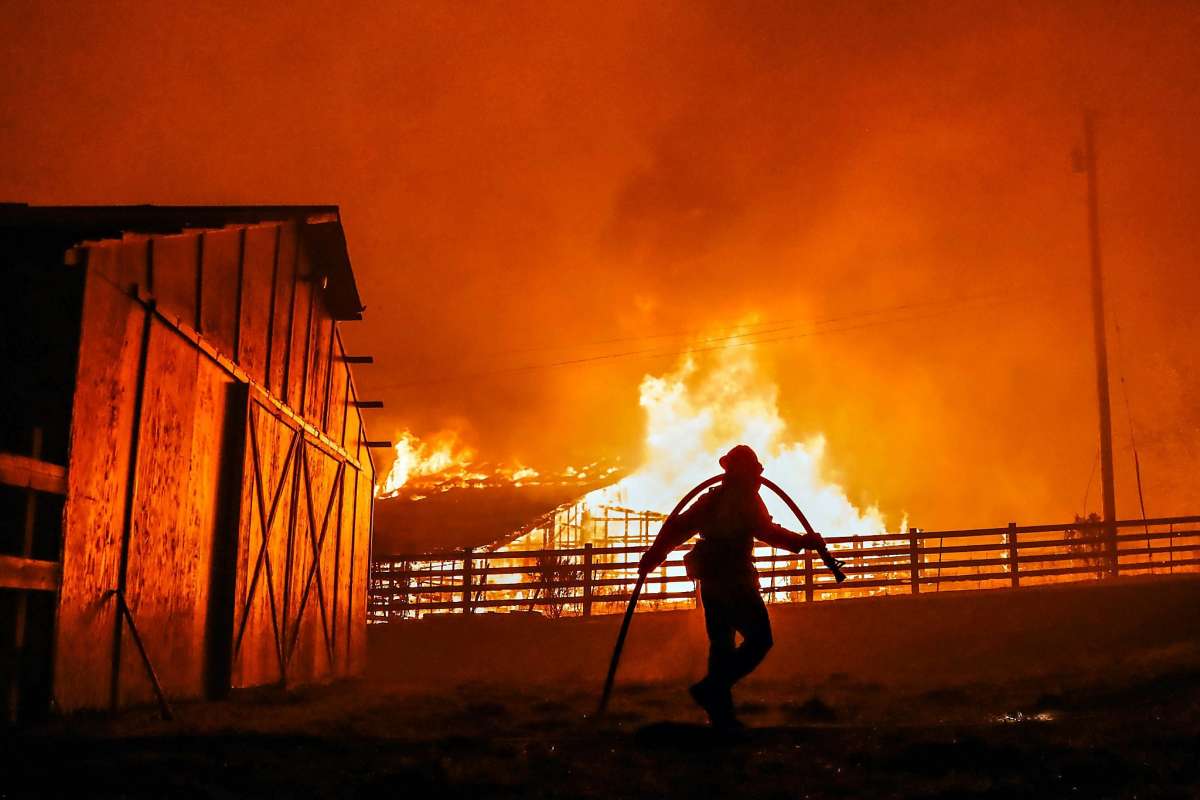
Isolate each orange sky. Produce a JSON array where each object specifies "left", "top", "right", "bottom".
[{"left": 2, "top": 0, "right": 1198, "bottom": 529}]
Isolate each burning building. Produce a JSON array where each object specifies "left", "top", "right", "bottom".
[
  {"left": 369, "top": 348, "right": 903, "bottom": 619},
  {"left": 0, "top": 205, "right": 378, "bottom": 720},
  {"left": 368, "top": 344, "right": 1200, "bottom": 623}
]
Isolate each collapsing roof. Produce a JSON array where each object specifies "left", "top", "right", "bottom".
[
  {"left": 373, "top": 485, "right": 590, "bottom": 554},
  {"left": 0, "top": 203, "right": 364, "bottom": 320}
]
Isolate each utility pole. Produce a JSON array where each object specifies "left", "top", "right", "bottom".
[{"left": 1080, "top": 110, "right": 1119, "bottom": 575}]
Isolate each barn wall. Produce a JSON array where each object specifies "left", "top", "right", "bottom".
[
  {"left": 54, "top": 245, "right": 144, "bottom": 710},
  {"left": 229, "top": 396, "right": 367, "bottom": 688},
  {"left": 236, "top": 225, "right": 277, "bottom": 385},
  {"left": 268, "top": 225, "right": 296, "bottom": 397},
  {"left": 116, "top": 326, "right": 239, "bottom": 706},
  {"left": 56, "top": 219, "right": 374, "bottom": 712}
]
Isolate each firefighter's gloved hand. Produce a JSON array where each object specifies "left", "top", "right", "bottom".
[
  {"left": 799, "top": 530, "right": 827, "bottom": 551},
  {"left": 637, "top": 551, "right": 657, "bottom": 576}
]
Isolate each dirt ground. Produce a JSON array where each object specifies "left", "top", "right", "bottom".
[{"left": 4, "top": 643, "right": 1199, "bottom": 799}]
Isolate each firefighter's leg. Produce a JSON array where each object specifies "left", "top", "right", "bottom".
[
  {"left": 720, "top": 581, "right": 773, "bottom": 686},
  {"left": 691, "top": 581, "right": 738, "bottom": 724},
  {"left": 700, "top": 580, "right": 736, "bottom": 681}
]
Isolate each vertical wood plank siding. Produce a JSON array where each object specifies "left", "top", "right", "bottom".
[
  {"left": 287, "top": 245, "right": 314, "bottom": 415},
  {"left": 54, "top": 251, "right": 145, "bottom": 710},
  {"left": 198, "top": 227, "right": 241, "bottom": 356},
  {"left": 56, "top": 219, "right": 373, "bottom": 712},
  {"left": 237, "top": 225, "right": 279, "bottom": 385},
  {"left": 150, "top": 233, "right": 200, "bottom": 329},
  {"left": 269, "top": 225, "right": 297, "bottom": 397}
]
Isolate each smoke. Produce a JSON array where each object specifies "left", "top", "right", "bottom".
[{"left": 2, "top": 0, "right": 1198, "bottom": 527}]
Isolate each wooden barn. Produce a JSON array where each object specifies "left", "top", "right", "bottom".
[{"left": 0, "top": 205, "right": 379, "bottom": 720}]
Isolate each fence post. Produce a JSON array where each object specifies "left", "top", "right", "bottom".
[
  {"left": 1108, "top": 520, "right": 1119, "bottom": 578},
  {"left": 461, "top": 548, "right": 474, "bottom": 614},
  {"left": 1168, "top": 522, "right": 1175, "bottom": 574},
  {"left": 582, "top": 543, "right": 594, "bottom": 617},
  {"left": 803, "top": 548, "right": 814, "bottom": 603},
  {"left": 1007, "top": 522, "right": 1019, "bottom": 588},
  {"left": 909, "top": 527, "right": 920, "bottom": 594},
  {"left": 398, "top": 559, "right": 410, "bottom": 620}
]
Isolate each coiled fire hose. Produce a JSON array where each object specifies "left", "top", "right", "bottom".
[{"left": 595, "top": 473, "right": 847, "bottom": 716}]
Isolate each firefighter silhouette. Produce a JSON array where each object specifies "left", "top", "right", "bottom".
[{"left": 638, "top": 444, "right": 831, "bottom": 729}]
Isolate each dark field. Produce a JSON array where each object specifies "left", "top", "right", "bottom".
[
  {"left": 7, "top": 577, "right": 1200, "bottom": 798},
  {"left": 4, "top": 647, "right": 1199, "bottom": 799}
]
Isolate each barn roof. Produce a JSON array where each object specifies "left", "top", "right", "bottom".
[
  {"left": 0, "top": 203, "right": 365, "bottom": 320},
  {"left": 372, "top": 485, "right": 592, "bottom": 554}
]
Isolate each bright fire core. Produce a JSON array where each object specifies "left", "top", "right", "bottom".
[{"left": 379, "top": 345, "right": 892, "bottom": 539}]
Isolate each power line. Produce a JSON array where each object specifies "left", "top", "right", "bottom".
[
  {"left": 365, "top": 288, "right": 1051, "bottom": 390},
  {"left": 370, "top": 290, "right": 1046, "bottom": 389},
  {"left": 478, "top": 288, "right": 1022, "bottom": 359},
  {"left": 483, "top": 315, "right": 810, "bottom": 358}
]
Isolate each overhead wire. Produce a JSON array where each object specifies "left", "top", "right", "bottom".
[
  {"left": 366, "top": 286, "right": 1055, "bottom": 390},
  {"left": 480, "top": 288, "right": 1025, "bottom": 359},
  {"left": 484, "top": 313, "right": 815, "bottom": 358},
  {"left": 372, "top": 289, "right": 1047, "bottom": 389}
]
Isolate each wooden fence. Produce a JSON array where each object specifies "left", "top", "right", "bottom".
[
  {"left": 368, "top": 515, "right": 1200, "bottom": 622},
  {"left": 0, "top": 429, "right": 65, "bottom": 721}
]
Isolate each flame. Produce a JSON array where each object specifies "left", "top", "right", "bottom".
[
  {"left": 583, "top": 346, "right": 889, "bottom": 536},
  {"left": 377, "top": 340, "right": 890, "bottom": 545},
  {"left": 387, "top": 343, "right": 896, "bottom": 618},
  {"left": 506, "top": 466, "right": 540, "bottom": 485},
  {"left": 376, "top": 430, "right": 476, "bottom": 497},
  {"left": 375, "top": 432, "right": 612, "bottom": 498}
]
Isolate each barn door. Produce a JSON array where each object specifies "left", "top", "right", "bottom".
[{"left": 231, "top": 397, "right": 348, "bottom": 688}]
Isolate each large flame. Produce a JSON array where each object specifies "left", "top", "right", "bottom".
[
  {"left": 375, "top": 430, "right": 618, "bottom": 499},
  {"left": 378, "top": 341, "right": 891, "bottom": 540},
  {"left": 584, "top": 346, "right": 889, "bottom": 536},
  {"left": 376, "top": 430, "right": 476, "bottom": 497}
]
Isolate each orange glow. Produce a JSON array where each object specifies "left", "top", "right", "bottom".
[
  {"left": 375, "top": 430, "right": 620, "bottom": 498},
  {"left": 376, "top": 430, "right": 477, "bottom": 498},
  {"left": 582, "top": 344, "right": 891, "bottom": 536},
  {"left": 487, "top": 342, "right": 899, "bottom": 609},
  {"left": 6, "top": 3, "right": 1200, "bottom": 531}
]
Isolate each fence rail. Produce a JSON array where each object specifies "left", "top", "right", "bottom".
[{"left": 368, "top": 515, "right": 1200, "bottom": 622}]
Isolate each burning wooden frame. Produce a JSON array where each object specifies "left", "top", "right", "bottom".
[{"left": 369, "top": 515, "right": 1200, "bottom": 621}]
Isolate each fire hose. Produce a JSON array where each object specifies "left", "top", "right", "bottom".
[{"left": 595, "top": 474, "right": 847, "bottom": 716}]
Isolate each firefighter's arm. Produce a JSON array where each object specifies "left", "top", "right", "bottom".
[
  {"left": 751, "top": 497, "right": 827, "bottom": 553},
  {"left": 755, "top": 522, "right": 826, "bottom": 554},
  {"left": 753, "top": 498, "right": 848, "bottom": 582},
  {"left": 638, "top": 496, "right": 709, "bottom": 575}
]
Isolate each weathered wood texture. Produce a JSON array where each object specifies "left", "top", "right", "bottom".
[
  {"left": 349, "top": 435, "right": 372, "bottom": 674},
  {"left": 56, "top": 257, "right": 146, "bottom": 710},
  {"left": 151, "top": 233, "right": 201, "bottom": 329},
  {"left": 0, "top": 453, "right": 67, "bottom": 495},
  {"left": 288, "top": 250, "right": 314, "bottom": 415},
  {"left": 268, "top": 224, "right": 295, "bottom": 396},
  {"left": 230, "top": 400, "right": 363, "bottom": 688},
  {"left": 56, "top": 219, "right": 374, "bottom": 712},
  {"left": 327, "top": 333, "right": 349, "bottom": 449},
  {"left": 308, "top": 314, "right": 333, "bottom": 427},
  {"left": 236, "top": 224, "right": 278, "bottom": 385},
  {"left": 117, "top": 327, "right": 236, "bottom": 706},
  {"left": 0, "top": 555, "right": 61, "bottom": 591},
  {"left": 198, "top": 226, "right": 242, "bottom": 358}
]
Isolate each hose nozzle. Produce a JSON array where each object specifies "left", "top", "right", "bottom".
[{"left": 819, "top": 548, "right": 848, "bottom": 583}]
